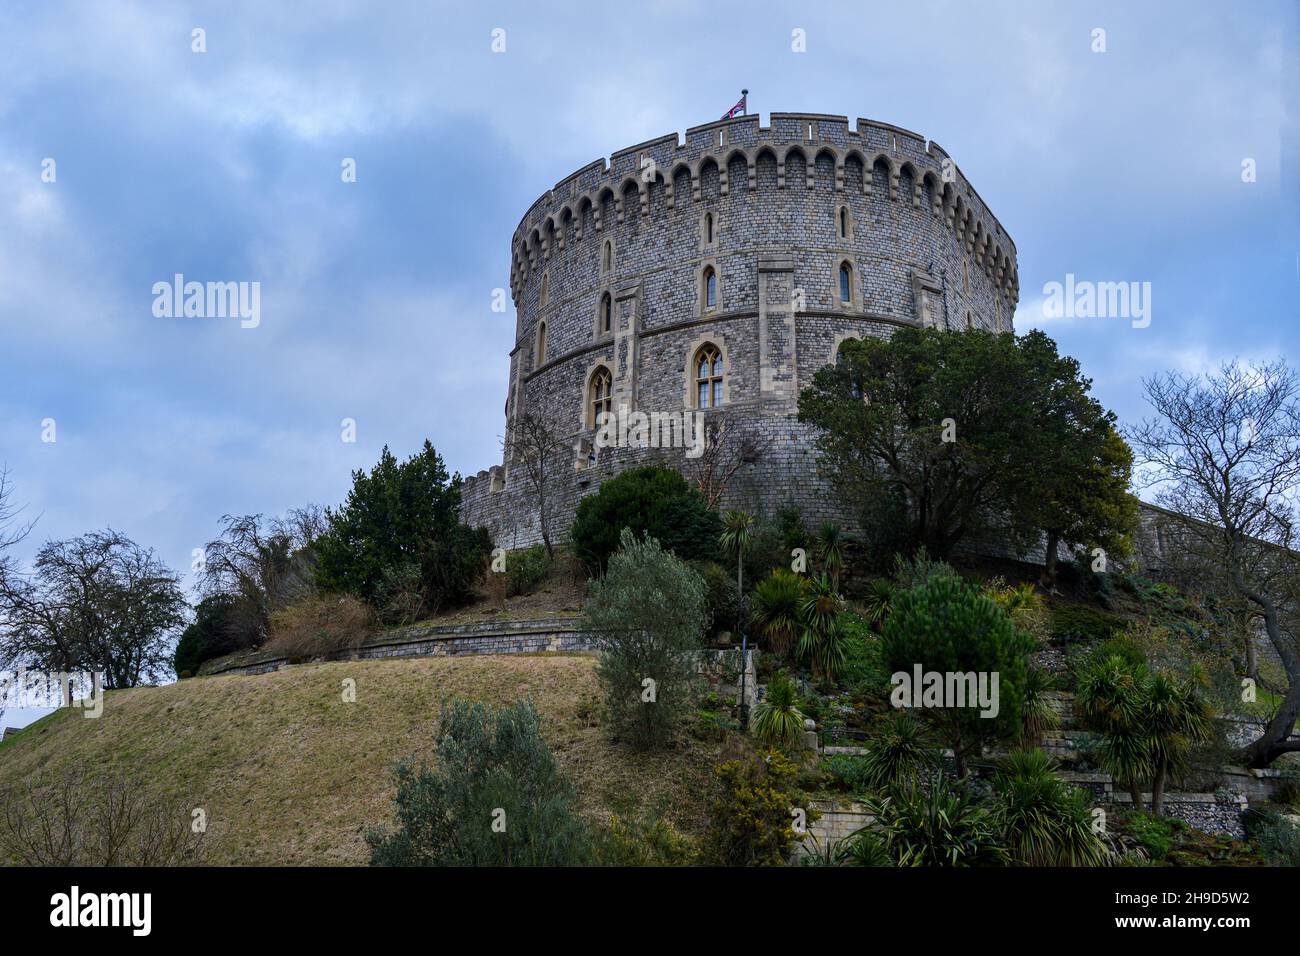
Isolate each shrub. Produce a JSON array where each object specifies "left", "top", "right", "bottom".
[
  {"left": 314, "top": 441, "right": 491, "bottom": 613},
  {"left": 823, "top": 754, "right": 872, "bottom": 793},
  {"left": 991, "top": 750, "right": 1109, "bottom": 866},
  {"left": 366, "top": 699, "right": 589, "bottom": 866},
  {"left": 594, "top": 814, "right": 698, "bottom": 866},
  {"left": 860, "top": 711, "right": 938, "bottom": 790},
  {"left": 869, "top": 778, "right": 1009, "bottom": 867},
  {"left": 690, "top": 559, "right": 737, "bottom": 637},
  {"left": 1124, "top": 811, "right": 1180, "bottom": 862},
  {"left": 584, "top": 529, "right": 709, "bottom": 750},
  {"left": 892, "top": 548, "right": 961, "bottom": 591},
  {"left": 505, "top": 543, "right": 551, "bottom": 597},
  {"left": 1020, "top": 667, "right": 1060, "bottom": 747},
  {"left": 570, "top": 465, "right": 721, "bottom": 573},
  {"left": 704, "top": 747, "right": 809, "bottom": 866},
  {"left": 750, "top": 569, "right": 806, "bottom": 658},
  {"left": 838, "top": 612, "right": 890, "bottom": 693},
  {"left": 0, "top": 770, "right": 205, "bottom": 866},
  {"left": 1246, "top": 808, "right": 1300, "bottom": 866},
  {"left": 752, "top": 670, "right": 807, "bottom": 748},
  {"left": 265, "top": 594, "right": 373, "bottom": 657},
  {"left": 798, "top": 574, "right": 848, "bottom": 682},
  {"left": 1049, "top": 603, "right": 1127, "bottom": 645},
  {"left": 859, "top": 577, "right": 895, "bottom": 631}
]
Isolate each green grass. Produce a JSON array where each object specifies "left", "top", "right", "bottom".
[{"left": 0, "top": 655, "right": 721, "bottom": 865}]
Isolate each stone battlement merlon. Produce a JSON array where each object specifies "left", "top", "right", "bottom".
[{"left": 508, "top": 113, "right": 1018, "bottom": 306}]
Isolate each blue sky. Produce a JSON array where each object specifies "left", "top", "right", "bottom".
[{"left": 0, "top": 1, "right": 1296, "bottom": 724}]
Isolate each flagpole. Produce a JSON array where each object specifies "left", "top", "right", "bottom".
[{"left": 742, "top": 89, "right": 748, "bottom": 116}]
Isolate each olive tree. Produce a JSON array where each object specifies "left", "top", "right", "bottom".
[{"left": 584, "top": 528, "right": 709, "bottom": 750}]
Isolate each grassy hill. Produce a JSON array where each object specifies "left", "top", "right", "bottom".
[{"left": 0, "top": 654, "right": 722, "bottom": 865}]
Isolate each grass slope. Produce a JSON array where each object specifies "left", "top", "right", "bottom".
[{"left": 0, "top": 654, "right": 720, "bottom": 865}]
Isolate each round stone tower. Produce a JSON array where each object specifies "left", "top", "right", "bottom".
[{"left": 462, "top": 111, "right": 1019, "bottom": 548}]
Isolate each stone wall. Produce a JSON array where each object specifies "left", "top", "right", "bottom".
[
  {"left": 198, "top": 615, "right": 597, "bottom": 676},
  {"left": 463, "top": 111, "right": 1020, "bottom": 549}
]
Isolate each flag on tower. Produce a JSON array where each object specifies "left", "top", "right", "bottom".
[{"left": 722, "top": 90, "right": 748, "bottom": 119}]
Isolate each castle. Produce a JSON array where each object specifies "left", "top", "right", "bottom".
[{"left": 461, "top": 111, "right": 1021, "bottom": 550}]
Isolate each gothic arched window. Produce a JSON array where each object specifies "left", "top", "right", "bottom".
[
  {"left": 839, "top": 262, "right": 853, "bottom": 304},
  {"left": 588, "top": 366, "right": 612, "bottom": 427},
  {"left": 703, "top": 267, "right": 718, "bottom": 310},
  {"left": 695, "top": 344, "right": 724, "bottom": 408}
]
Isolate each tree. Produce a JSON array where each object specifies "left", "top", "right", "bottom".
[
  {"left": 798, "top": 574, "right": 847, "bottom": 683},
  {"left": 1127, "top": 359, "right": 1300, "bottom": 767},
  {"left": 314, "top": 441, "right": 491, "bottom": 615},
  {"left": 570, "top": 465, "right": 721, "bottom": 573},
  {"left": 798, "top": 327, "right": 1134, "bottom": 562},
  {"left": 583, "top": 528, "right": 708, "bottom": 750},
  {"left": 718, "top": 509, "right": 754, "bottom": 630},
  {"left": 1012, "top": 331, "right": 1140, "bottom": 587},
  {"left": 172, "top": 594, "right": 239, "bottom": 677},
  {"left": 1076, "top": 654, "right": 1214, "bottom": 814},
  {"left": 1076, "top": 654, "right": 1154, "bottom": 808},
  {"left": 680, "top": 415, "right": 769, "bottom": 509},
  {"left": 881, "top": 572, "right": 1033, "bottom": 776},
  {"left": 0, "top": 530, "right": 186, "bottom": 694},
  {"left": 366, "top": 700, "right": 588, "bottom": 866},
  {"left": 197, "top": 507, "right": 322, "bottom": 650},
  {"left": 0, "top": 464, "right": 35, "bottom": 573},
  {"left": 509, "top": 411, "right": 570, "bottom": 557}
]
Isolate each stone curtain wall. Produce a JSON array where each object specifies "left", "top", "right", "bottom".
[
  {"left": 465, "top": 111, "right": 1020, "bottom": 549},
  {"left": 198, "top": 616, "right": 598, "bottom": 676}
]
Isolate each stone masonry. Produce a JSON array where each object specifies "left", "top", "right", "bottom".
[{"left": 461, "top": 111, "right": 1020, "bottom": 549}]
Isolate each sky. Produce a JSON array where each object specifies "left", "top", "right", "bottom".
[{"left": 0, "top": 1, "right": 1297, "bottom": 723}]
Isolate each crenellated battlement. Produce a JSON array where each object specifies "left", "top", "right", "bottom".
[{"left": 509, "top": 112, "right": 1018, "bottom": 306}]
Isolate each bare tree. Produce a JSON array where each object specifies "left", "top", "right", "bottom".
[
  {"left": 0, "top": 463, "right": 36, "bottom": 573},
  {"left": 509, "top": 412, "right": 570, "bottom": 557},
  {"left": 198, "top": 507, "right": 323, "bottom": 646},
  {"left": 0, "top": 530, "right": 187, "bottom": 693},
  {"left": 1128, "top": 359, "right": 1300, "bottom": 767},
  {"left": 0, "top": 769, "right": 205, "bottom": 866},
  {"left": 680, "top": 416, "right": 769, "bottom": 509}
]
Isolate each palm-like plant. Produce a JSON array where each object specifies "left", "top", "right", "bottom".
[
  {"left": 860, "top": 577, "right": 895, "bottom": 631},
  {"left": 1076, "top": 655, "right": 1156, "bottom": 809},
  {"left": 798, "top": 574, "right": 846, "bottom": 682},
  {"left": 1019, "top": 667, "right": 1060, "bottom": 748},
  {"left": 750, "top": 569, "right": 805, "bottom": 658},
  {"left": 718, "top": 510, "right": 755, "bottom": 630},
  {"left": 860, "top": 711, "right": 938, "bottom": 790},
  {"left": 991, "top": 749, "right": 1110, "bottom": 866},
  {"left": 813, "top": 521, "right": 845, "bottom": 591},
  {"left": 869, "top": 779, "right": 1009, "bottom": 867},
  {"left": 752, "top": 670, "right": 807, "bottom": 748},
  {"left": 1146, "top": 672, "right": 1214, "bottom": 816}
]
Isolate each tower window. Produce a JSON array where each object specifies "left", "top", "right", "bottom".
[
  {"left": 703, "top": 267, "right": 717, "bottom": 310},
  {"left": 588, "top": 366, "right": 612, "bottom": 427},
  {"left": 536, "top": 321, "right": 547, "bottom": 366},
  {"left": 839, "top": 263, "right": 852, "bottom": 304},
  {"left": 705, "top": 212, "right": 714, "bottom": 244},
  {"left": 695, "top": 344, "right": 724, "bottom": 408},
  {"left": 602, "top": 240, "right": 612, "bottom": 274},
  {"left": 600, "top": 293, "right": 612, "bottom": 334},
  {"left": 839, "top": 207, "right": 848, "bottom": 239}
]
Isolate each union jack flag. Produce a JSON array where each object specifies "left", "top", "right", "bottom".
[{"left": 722, "top": 90, "right": 747, "bottom": 119}]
